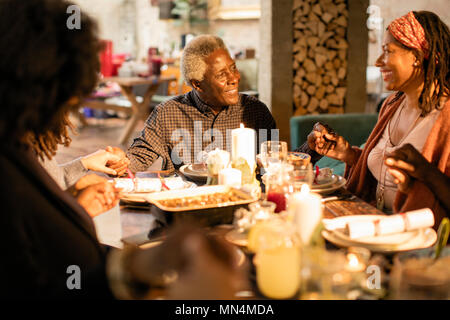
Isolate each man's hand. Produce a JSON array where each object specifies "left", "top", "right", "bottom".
[
  {"left": 385, "top": 143, "right": 431, "bottom": 193},
  {"left": 105, "top": 146, "right": 130, "bottom": 177},
  {"left": 307, "top": 122, "right": 355, "bottom": 164}
]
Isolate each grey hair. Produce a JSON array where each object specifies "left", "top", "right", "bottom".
[{"left": 181, "top": 35, "right": 228, "bottom": 87}]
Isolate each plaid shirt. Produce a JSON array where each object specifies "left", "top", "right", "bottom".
[{"left": 127, "top": 90, "right": 277, "bottom": 172}]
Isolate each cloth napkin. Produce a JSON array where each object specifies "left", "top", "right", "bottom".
[
  {"left": 346, "top": 208, "right": 434, "bottom": 239},
  {"left": 93, "top": 204, "right": 123, "bottom": 248}
]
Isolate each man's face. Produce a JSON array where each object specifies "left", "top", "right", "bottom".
[{"left": 196, "top": 48, "right": 241, "bottom": 108}]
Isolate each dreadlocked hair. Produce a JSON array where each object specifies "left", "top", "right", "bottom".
[
  {"left": 388, "top": 11, "right": 450, "bottom": 115},
  {"left": 25, "top": 109, "right": 77, "bottom": 161}
]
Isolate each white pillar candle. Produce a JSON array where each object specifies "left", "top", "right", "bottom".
[
  {"left": 218, "top": 168, "right": 242, "bottom": 187},
  {"left": 231, "top": 123, "right": 256, "bottom": 170},
  {"left": 288, "top": 184, "right": 323, "bottom": 245}
]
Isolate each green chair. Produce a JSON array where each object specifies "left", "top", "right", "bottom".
[{"left": 290, "top": 113, "right": 378, "bottom": 176}]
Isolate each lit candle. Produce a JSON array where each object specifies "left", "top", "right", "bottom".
[
  {"left": 218, "top": 168, "right": 242, "bottom": 187},
  {"left": 231, "top": 123, "right": 256, "bottom": 170},
  {"left": 288, "top": 184, "right": 322, "bottom": 245}
]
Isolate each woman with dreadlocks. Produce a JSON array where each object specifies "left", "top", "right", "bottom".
[{"left": 305, "top": 11, "right": 450, "bottom": 225}]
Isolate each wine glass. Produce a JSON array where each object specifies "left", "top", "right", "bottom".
[{"left": 259, "top": 141, "right": 288, "bottom": 170}]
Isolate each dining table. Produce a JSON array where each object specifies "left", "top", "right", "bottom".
[
  {"left": 109, "top": 174, "right": 400, "bottom": 300},
  {"left": 83, "top": 75, "right": 176, "bottom": 144}
]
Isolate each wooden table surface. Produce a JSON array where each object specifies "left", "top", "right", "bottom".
[
  {"left": 83, "top": 75, "right": 176, "bottom": 145},
  {"left": 322, "top": 188, "right": 383, "bottom": 218}
]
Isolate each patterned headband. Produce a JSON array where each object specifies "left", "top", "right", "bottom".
[{"left": 387, "top": 11, "right": 430, "bottom": 59}]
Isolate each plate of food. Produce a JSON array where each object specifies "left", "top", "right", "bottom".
[{"left": 179, "top": 164, "right": 208, "bottom": 183}]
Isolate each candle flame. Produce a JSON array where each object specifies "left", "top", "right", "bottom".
[
  {"left": 300, "top": 184, "right": 310, "bottom": 194},
  {"left": 240, "top": 123, "right": 244, "bottom": 129},
  {"left": 348, "top": 253, "right": 359, "bottom": 268}
]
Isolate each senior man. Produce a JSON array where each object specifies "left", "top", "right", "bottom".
[{"left": 126, "top": 35, "right": 277, "bottom": 172}]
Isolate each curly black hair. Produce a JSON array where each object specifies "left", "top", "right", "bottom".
[
  {"left": 388, "top": 11, "right": 450, "bottom": 115},
  {"left": 0, "top": 0, "right": 100, "bottom": 152}
]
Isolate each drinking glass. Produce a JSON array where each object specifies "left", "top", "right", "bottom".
[
  {"left": 253, "top": 218, "right": 301, "bottom": 299},
  {"left": 300, "top": 247, "right": 352, "bottom": 300},
  {"left": 290, "top": 163, "right": 314, "bottom": 192},
  {"left": 260, "top": 141, "right": 288, "bottom": 169},
  {"left": 390, "top": 247, "right": 450, "bottom": 299}
]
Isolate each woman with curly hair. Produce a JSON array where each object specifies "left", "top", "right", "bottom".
[
  {"left": 0, "top": 0, "right": 122, "bottom": 297},
  {"left": 0, "top": 0, "right": 243, "bottom": 300},
  {"left": 306, "top": 11, "right": 450, "bottom": 225}
]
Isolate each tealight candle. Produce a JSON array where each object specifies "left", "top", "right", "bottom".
[
  {"left": 345, "top": 247, "right": 370, "bottom": 273},
  {"left": 231, "top": 123, "right": 256, "bottom": 170},
  {"left": 345, "top": 253, "right": 366, "bottom": 273},
  {"left": 288, "top": 184, "right": 322, "bottom": 245},
  {"left": 218, "top": 168, "right": 242, "bottom": 187}
]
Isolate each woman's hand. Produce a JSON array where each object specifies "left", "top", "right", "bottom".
[
  {"left": 307, "top": 122, "right": 356, "bottom": 165},
  {"left": 385, "top": 143, "right": 430, "bottom": 193},
  {"left": 74, "top": 173, "right": 109, "bottom": 190},
  {"left": 76, "top": 180, "right": 121, "bottom": 218},
  {"left": 80, "top": 149, "right": 121, "bottom": 175},
  {"left": 105, "top": 146, "right": 130, "bottom": 177}
]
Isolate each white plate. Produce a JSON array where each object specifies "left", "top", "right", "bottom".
[
  {"left": 312, "top": 174, "right": 339, "bottom": 189},
  {"left": 321, "top": 228, "right": 437, "bottom": 253},
  {"left": 140, "top": 240, "right": 246, "bottom": 267},
  {"left": 180, "top": 164, "right": 208, "bottom": 182},
  {"left": 324, "top": 215, "right": 419, "bottom": 246},
  {"left": 311, "top": 175, "right": 346, "bottom": 194}
]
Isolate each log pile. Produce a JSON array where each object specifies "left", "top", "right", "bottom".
[{"left": 292, "top": 0, "right": 348, "bottom": 115}]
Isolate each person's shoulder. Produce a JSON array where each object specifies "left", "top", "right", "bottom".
[
  {"left": 152, "top": 92, "right": 192, "bottom": 115},
  {"left": 240, "top": 93, "right": 269, "bottom": 110},
  {"left": 379, "top": 92, "right": 404, "bottom": 116}
]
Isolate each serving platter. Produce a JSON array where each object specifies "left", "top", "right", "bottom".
[{"left": 144, "top": 185, "right": 258, "bottom": 227}]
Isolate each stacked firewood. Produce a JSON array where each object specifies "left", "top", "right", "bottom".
[{"left": 292, "top": 0, "right": 348, "bottom": 115}]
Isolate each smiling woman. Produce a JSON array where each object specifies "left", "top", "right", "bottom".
[{"left": 301, "top": 11, "right": 450, "bottom": 226}]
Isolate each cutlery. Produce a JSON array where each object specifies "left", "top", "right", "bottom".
[{"left": 321, "top": 194, "right": 355, "bottom": 203}]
